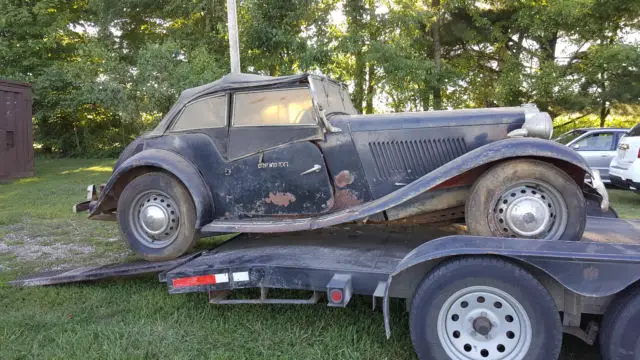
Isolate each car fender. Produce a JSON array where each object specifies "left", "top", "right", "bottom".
[
  {"left": 382, "top": 225, "right": 640, "bottom": 337},
  {"left": 203, "top": 138, "right": 595, "bottom": 233},
  {"left": 89, "top": 149, "right": 214, "bottom": 228}
]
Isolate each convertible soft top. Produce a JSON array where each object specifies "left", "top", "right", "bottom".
[{"left": 149, "top": 73, "right": 310, "bottom": 136}]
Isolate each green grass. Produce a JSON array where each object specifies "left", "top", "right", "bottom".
[
  {"left": 1, "top": 158, "right": 638, "bottom": 359},
  {"left": 608, "top": 188, "right": 640, "bottom": 219}
]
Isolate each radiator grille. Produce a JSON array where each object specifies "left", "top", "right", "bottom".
[{"left": 368, "top": 138, "right": 467, "bottom": 179}]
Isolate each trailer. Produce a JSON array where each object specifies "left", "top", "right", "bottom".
[{"left": 12, "top": 215, "right": 640, "bottom": 360}]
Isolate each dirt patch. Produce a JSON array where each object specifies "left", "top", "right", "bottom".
[
  {"left": 0, "top": 231, "right": 95, "bottom": 262},
  {"left": 0, "top": 219, "right": 130, "bottom": 273}
]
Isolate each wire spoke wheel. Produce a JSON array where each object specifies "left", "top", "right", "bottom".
[
  {"left": 489, "top": 180, "right": 568, "bottom": 239},
  {"left": 129, "top": 190, "right": 180, "bottom": 249},
  {"left": 437, "top": 285, "right": 533, "bottom": 360}
]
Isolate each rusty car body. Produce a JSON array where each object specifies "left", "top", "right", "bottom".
[{"left": 77, "top": 73, "right": 608, "bottom": 260}]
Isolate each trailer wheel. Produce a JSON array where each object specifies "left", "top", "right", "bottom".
[
  {"left": 117, "top": 172, "right": 199, "bottom": 261},
  {"left": 466, "top": 159, "right": 586, "bottom": 240},
  {"left": 600, "top": 284, "right": 640, "bottom": 360},
  {"left": 409, "top": 257, "right": 562, "bottom": 360}
]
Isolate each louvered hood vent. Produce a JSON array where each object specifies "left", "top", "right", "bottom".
[{"left": 368, "top": 138, "right": 467, "bottom": 180}]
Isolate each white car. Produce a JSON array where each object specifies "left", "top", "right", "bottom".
[{"left": 609, "top": 122, "right": 640, "bottom": 193}]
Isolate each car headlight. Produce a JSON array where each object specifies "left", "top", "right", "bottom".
[{"left": 508, "top": 105, "right": 554, "bottom": 140}]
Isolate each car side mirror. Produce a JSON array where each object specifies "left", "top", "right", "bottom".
[{"left": 571, "top": 144, "right": 580, "bottom": 149}]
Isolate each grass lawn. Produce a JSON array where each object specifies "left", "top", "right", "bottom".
[{"left": 1, "top": 158, "right": 638, "bottom": 359}]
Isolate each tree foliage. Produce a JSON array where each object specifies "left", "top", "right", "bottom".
[{"left": 0, "top": 0, "right": 638, "bottom": 155}]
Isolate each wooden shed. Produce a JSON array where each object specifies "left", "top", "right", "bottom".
[{"left": 0, "top": 80, "right": 34, "bottom": 180}]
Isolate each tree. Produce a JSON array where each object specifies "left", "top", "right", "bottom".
[{"left": 573, "top": 44, "right": 640, "bottom": 127}]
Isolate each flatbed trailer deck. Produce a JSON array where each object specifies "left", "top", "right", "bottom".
[{"left": 12, "top": 216, "right": 640, "bottom": 360}]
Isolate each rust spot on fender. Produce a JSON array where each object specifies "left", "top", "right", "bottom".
[
  {"left": 334, "top": 170, "right": 355, "bottom": 188},
  {"left": 264, "top": 192, "right": 297, "bottom": 207},
  {"left": 334, "top": 189, "right": 362, "bottom": 210}
]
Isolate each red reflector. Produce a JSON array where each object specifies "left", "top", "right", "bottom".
[
  {"left": 330, "top": 289, "right": 343, "bottom": 303},
  {"left": 172, "top": 274, "right": 217, "bottom": 288}
]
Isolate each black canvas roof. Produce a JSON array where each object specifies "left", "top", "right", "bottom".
[{"left": 149, "top": 73, "right": 310, "bottom": 136}]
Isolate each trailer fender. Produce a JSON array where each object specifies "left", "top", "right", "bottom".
[
  {"left": 89, "top": 149, "right": 214, "bottom": 228},
  {"left": 382, "top": 231, "right": 640, "bottom": 338}
]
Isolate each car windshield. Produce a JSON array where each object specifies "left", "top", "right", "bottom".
[
  {"left": 555, "top": 130, "right": 587, "bottom": 144},
  {"left": 628, "top": 123, "right": 640, "bottom": 137}
]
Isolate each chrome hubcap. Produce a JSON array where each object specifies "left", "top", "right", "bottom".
[
  {"left": 139, "top": 204, "right": 169, "bottom": 235},
  {"left": 130, "top": 191, "right": 180, "bottom": 248},
  {"left": 504, "top": 196, "right": 550, "bottom": 237},
  {"left": 491, "top": 182, "right": 567, "bottom": 239},
  {"left": 437, "top": 286, "right": 532, "bottom": 360}
]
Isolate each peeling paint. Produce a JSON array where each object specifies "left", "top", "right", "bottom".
[
  {"left": 334, "top": 189, "right": 362, "bottom": 210},
  {"left": 324, "top": 196, "right": 335, "bottom": 210},
  {"left": 264, "top": 192, "right": 297, "bottom": 207},
  {"left": 334, "top": 170, "right": 355, "bottom": 188}
]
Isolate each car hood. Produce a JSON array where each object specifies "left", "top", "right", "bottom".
[{"left": 333, "top": 107, "right": 526, "bottom": 132}]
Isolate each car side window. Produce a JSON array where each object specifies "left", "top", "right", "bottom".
[
  {"left": 573, "top": 132, "right": 614, "bottom": 151},
  {"left": 172, "top": 95, "right": 227, "bottom": 131},
  {"left": 233, "top": 88, "right": 315, "bottom": 126}
]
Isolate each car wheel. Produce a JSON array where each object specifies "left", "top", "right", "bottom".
[
  {"left": 600, "top": 284, "right": 640, "bottom": 360},
  {"left": 466, "top": 159, "right": 586, "bottom": 240},
  {"left": 117, "top": 172, "right": 199, "bottom": 261},
  {"left": 409, "top": 257, "right": 562, "bottom": 360}
]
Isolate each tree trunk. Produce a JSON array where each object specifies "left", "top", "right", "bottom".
[
  {"left": 431, "top": 0, "right": 442, "bottom": 110},
  {"left": 345, "top": 0, "right": 366, "bottom": 113},
  {"left": 353, "top": 52, "right": 366, "bottom": 113},
  {"left": 364, "top": 0, "right": 377, "bottom": 114},
  {"left": 599, "top": 100, "right": 610, "bottom": 128},
  {"left": 419, "top": 87, "right": 430, "bottom": 111},
  {"left": 541, "top": 31, "right": 558, "bottom": 63},
  {"left": 514, "top": 31, "right": 525, "bottom": 58}
]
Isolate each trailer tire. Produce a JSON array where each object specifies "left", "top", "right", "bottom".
[
  {"left": 466, "top": 159, "right": 586, "bottom": 241},
  {"left": 409, "top": 257, "right": 562, "bottom": 360},
  {"left": 117, "top": 172, "right": 199, "bottom": 261},
  {"left": 600, "top": 284, "right": 640, "bottom": 360}
]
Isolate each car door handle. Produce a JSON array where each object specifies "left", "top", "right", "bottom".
[{"left": 300, "top": 164, "right": 321, "bottom": 175}]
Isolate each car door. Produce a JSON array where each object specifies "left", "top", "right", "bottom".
[
  {"left": 571, "top": 131, "right": 616, "bottom": 180},
  {"left": 223, "top": 86, "right": 334, "bottom": 217}
]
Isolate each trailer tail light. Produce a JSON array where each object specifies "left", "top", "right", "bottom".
[
  {"left": 172, "top": 273, "right": 229, "bottom": 288},
  {"left": 330, "top": 289, "right": 343, "bottom": 303},
  {"left": 327, "top": 274, "right": 352, "bottom": 307},
  {"left": 637, "top": 148, "right": 640, "bottom": 158}
]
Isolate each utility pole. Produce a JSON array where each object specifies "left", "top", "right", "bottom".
[{"left": 227, "top": 0, "right": 241, "bottom": 73}]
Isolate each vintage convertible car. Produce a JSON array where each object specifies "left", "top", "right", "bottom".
[{"left": 77, "top": 73, "right": 608, "bottom": 260}]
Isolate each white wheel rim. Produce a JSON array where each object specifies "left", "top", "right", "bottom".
[{"left": 437, "top": 285, "right": 532, "bottom": 360}]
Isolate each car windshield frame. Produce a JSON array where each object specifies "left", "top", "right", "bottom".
[{"left": 308, "top": 75, "right": 358, "bottom": 116}]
